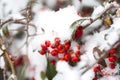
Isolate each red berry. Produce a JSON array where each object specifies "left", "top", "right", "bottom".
[
  {"left": 64, "top": 53, "right": 71, "bottom": 61},
  {"left": 69, "top": 50, "right": 74, "bottom": 54},
  {"left": 41, "top": 44, "right": 47, "bottom": 51},
  {"left": 93, "top": 77, "right": 97, "bottom": 80},
  {"left": 39, "top": 50, "right": 46, "bottom": 55},
  {"left": 83, "top": 9, "right": 89, "bottom": 15},
  {"left": 57, "top": 0, "right": 63, "bottom": 7},
  {"left": 59, "top": 58, "right": 65, "bottom": 61},
  {"left": 72, "top": 26, "right": 83, "bottom": 39},
  {"left": 77, "top": 45, "right": 81, "bottom": 50},
  {"left": 108, "top": 56, "right": 116, "bottom": 62},
  {"left": 45, "top": 40, "right": 51, "bottom": 47},
  {"left": 93, "top": 65, "right": 101, "bottom": 72},
  {"left": 11, "top": 57, "right": 15, "bottom": 61},
  {"left": 54, "top": 37, "right": 60, "bottom": 45},
  {"left": 57, "top": 44, "right": 63, "bottom": 50},
  {"left": 64, "top": 40, "right": 71, "bottom": 45},
  {"left": 75, "top": 51, "right": 80, "bottom": 57},
  {"left": 71, "top": 56, "right": 80, "bottom": 62},
  {"left": 58, "top": 49, "right": 64, "bottom": 53},
  {"left": 50, "top": 59, "right": 56, "bottom": 65},
  {"left": 51, "top": 44, "right": 56, "bottom": 49},
  {"left": 31, "top": 77, "right": 35, "bottom": 80},
  {"left": 15, "top": 56, "right": 23, "bottom": 67},
  {"left": 64, "top": 44, "right": 70, "bottom": 51},
  {"left": 51, "top": 50, "right": 58, "bottom": 56},
  {"left": 118, "top": 58, "right": 120, "bottom": 61},
  {"left": 77, "top": 12, "right": 81, "bottom": 17},
  {"left": 109, "top": 63, "right": 116, "bottom": 69},
  {"left": 109, "top": 48, "right": 116, "bottom": 55}
]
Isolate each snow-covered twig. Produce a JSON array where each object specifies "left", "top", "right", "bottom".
[
  {"left": 0, "top": 18, "right": 37, "bottom": 32},
  {"left": 82, "top": 2, "right": 116, "bottom": 29},
  {"left": 81, "top": 39, "right": 120, "bottom": 75},
  {"left": 0, "top": 38, "right": 17, "bottom": 79}
]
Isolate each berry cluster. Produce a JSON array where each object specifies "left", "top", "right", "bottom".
[
  {"left": 39, "top": 37, "right": 81, "bottom": 65},
  {"left": 93, "top": 45, "right": 120, "bottom": 80},
  {"left": 93, "top": 65, "right": 102, "bottom": 80},
  {"left": 107, "top": 48, "right": 117, "bottom": 69}
]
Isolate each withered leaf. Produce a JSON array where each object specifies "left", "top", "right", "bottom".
[
  {"left": 93, "top": 47, "right": 107, "bottom": 67},
  {"left": 116, "top": 9, "right": 120, "bottom": 17},
  {"left": 103, "top": 16, "right": 113, "bottom": 28}
]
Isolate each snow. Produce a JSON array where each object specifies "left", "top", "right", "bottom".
[
  {"left": 51, "top": 2, "right": 120, "bottom": 80},
  {"left": 8, "top": 74, "right": 17, "bottom": 80},
  {"left": 54, "top": 61, "right": 80, "bottom": 80},
  {"left": 0, "top": 0, "right": 28, "bottom": 18},
  {"left": 0, "top": 0, "right": 120, "bottom": 80},
  {"left": 28, "top": 6, "right": 81, "bottom": 80},
  {"left": 72, "top": 0, "right": 100, "bottom": 11},
  {"left": 31, "top": 6, "right": 80, "bottom": 50},
  {"left": 0, "top": 57, "right": 5, "bottom": 69}
]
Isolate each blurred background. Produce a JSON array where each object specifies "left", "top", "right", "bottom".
[{"left": 0, "top": 0, "right": 120, "bottom": 80}]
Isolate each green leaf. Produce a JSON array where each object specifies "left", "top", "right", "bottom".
[
  {"left": 70, "top": 19, "right": 85, "bottom": 29},
  {"left": 117, "top": 61, "right": 120, "bottom": 65},
  {"left": 17, "top": 65, "right": 27, "bottom": 80},
  {"left": 2, "top": 26, "right": 10, "bottom": 38},
  {"left": 41, "top": 71, "right": 46, "bottom": 80},
  {"left": 70, "top": 19, "right": 80, "bottom": 28},
  {"left": 117, "top": 9, "right": 120, "bottom": 17},
  {"left": 117, "top": 47, "right": 120, "bottom": 54},
  {"left": 71, "top": 29, "right": 76, "bottom": 39},
  {"left": 46, "top": 58, "right": 57, "bottom": 80},
  {"left": 98, "top": 16, "right": 102, "bottom": 19}
]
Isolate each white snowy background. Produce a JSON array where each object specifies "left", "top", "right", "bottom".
[{"left": 0, "top": 0, "right": 120, "bottom": 80}]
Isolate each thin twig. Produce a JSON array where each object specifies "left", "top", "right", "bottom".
[
  {"left": 0, "top": 46, "right": 16, "bottom": 75},
  {"left": 25, "top": 0, "right": 34, "bottom": 54},
  {"left": 0, "top": 18, "right": 37, "bottom": 31},
  {"left": 83, "top": 3, "right": 114, "bottom": 29},
  {"left": 81, "top": 39, "right": 120, "bottom": 75}
]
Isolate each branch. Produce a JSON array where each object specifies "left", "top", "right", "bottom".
[
  {"left": 81, "top": 39, "right": 120, "bottom": 75},
  {"left": 0, "top": 18, "right": 37, "bottom": 32},
  {"left": 73, "top": 3, "right": 115, "bottom": 29},
  {"left": 0, "top": 46, "right": 16, "bottom": 76},
  {"left": 82, "top": 2, "right": 115, "bottom": 29}
]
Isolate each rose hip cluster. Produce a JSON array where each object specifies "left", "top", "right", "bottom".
[{"left": 39, "top": 37, "right": 81, "bottom": 63}]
